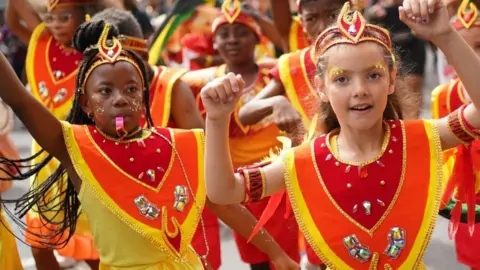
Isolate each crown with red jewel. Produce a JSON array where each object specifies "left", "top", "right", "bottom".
[
  {"left": 211, "top": 0, "right": 262, "bottom": 40},
  {"left": 80, "top": 24, "right": 144, "bottom": 93},
  {"left": 47, "top": 0, "right": 97, "bottom": 11},
  {"left": 313, "top": 2, "right": 394, "bottom": 62},
  {"left": 451, "top": 0, "right": 480, "bottom": 30}
]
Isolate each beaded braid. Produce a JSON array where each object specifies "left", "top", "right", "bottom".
[{"left": 0, "top": 20, "right": 155, "bottom": 248}]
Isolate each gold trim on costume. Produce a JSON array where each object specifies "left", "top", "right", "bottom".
[
  {"left": 312, "top": 122, "right": 406, "bottom": 236},
  {"left": 84, "top": 125, "right": 176, "bottom": 192}
]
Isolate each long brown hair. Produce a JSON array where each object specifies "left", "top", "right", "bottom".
[{"left": 315, "top": 44, "right": 420, "bottom": 133}]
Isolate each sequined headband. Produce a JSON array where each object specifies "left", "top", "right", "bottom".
[
  {"left": 212, "top": 0, "right": 262, "bottom": 40},
  {"left": 451, "top": 0, "right": 480, "bottom": 30},
  {"left": 80, "top": 24, "right": 144, "bottom": 94},
  {"left": 313, "top": 2, "right": 394, "bottom": 63}
]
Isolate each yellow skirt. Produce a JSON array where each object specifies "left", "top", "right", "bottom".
[
  {"left": 0, "top": 208, "right": 23, "bottom": 270},
  {"left": 26, "top": 140, "right": 98, "bottom": 260}
]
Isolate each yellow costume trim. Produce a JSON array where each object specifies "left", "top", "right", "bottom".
[
  {"left": 430, "top": 83, "right": 446, "bottom": 119},
  {"left": 401, "top": 120, "right": 442, "bottom": 268},
  {"left": 26, "top": 23, "right": 76, "bottom": 119},
  {"left": 277, "top": 50, "right": 310, "bottom": 126},
  {"left": 62, "top": 121, "right": 206, "bottom": 260},
  {"left": 284, "top": 120, "right": 442, "bottom": 269},
  {"left": 84, "top": 126, "right": 175, "bottom": 192},
  {"left": 159, "top": 66, "right": 188, "bottom": 127},
  {"left": 320, "top": 123, "right": 402, "bottom": 236},
  {"left": 289, "top": 17, "right": 302, "bottom": 52}
]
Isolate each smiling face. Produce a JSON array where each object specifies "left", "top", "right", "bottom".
[
  {"left": 44, "top": 5, "right": 84, "bottom": 45},
  {"left": 318, "top": 42, "right": 396, "bottom": 131},
  {"left": 300, "top": 0, "right": 345, "bottom": 40},
  {"left": 214, "top": 23, "right": 258, "bottom": 65},
  {"left": 81, "top": 61, "right": 145, "bottom": 136}
]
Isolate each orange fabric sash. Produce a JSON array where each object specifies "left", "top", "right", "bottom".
[
  {"left": 62, "top": 122, "right": 206, "bottom": 260},
  {"left": 26, "top": 23, "right": 80, "bottom": 120},
  {"left": 285, "top": 120, "right": 442, "bottom": 269},
  {"left": 149, "top": 66, "right": 187, "bottom": 128},
  {"left": 289, "top": 17, "right": 310, "bottom": 52},
  {"left": 278, "top": 48, "right": 318, "bottom": 127}
]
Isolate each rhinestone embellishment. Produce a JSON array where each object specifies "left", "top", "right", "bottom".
[
  {"left": 173, "top": 185, "right": 189, "bottom": 213},
  {"left": 344, "top": 235, "right": 372, "bottom": 263},
  {"left": 134, "top": 195, "right": 160, "bottom": 220}
]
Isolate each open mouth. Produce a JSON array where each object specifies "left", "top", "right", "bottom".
[{"left": 350, "top": 104, "right": 373, "bottom": 112}]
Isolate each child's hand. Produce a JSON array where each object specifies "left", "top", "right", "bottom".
[
  {"left": 200, "top": 72, "right": 244, "bottom": 121},
  {"left": 399, "top": 0, "right": 454, "bottom": 43}
]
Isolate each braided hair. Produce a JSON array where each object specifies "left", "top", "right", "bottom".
[{"left": 0, "top": 20, "right": 154, "bottom": 248}]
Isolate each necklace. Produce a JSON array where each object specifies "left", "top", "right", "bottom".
[
  {"left": 95, "top": 126, "right": 147, "bottom": 143},
  {"left": 328, "top": 122, "right": 391, "bottom": 167}
]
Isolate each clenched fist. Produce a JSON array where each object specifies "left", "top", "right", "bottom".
[{"left": 200, "top": 72, "right": 245, "bottom": 121}]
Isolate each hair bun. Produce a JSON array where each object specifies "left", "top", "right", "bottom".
[{"left": 73, "top": 20, "right": 120, "bottom": 53}]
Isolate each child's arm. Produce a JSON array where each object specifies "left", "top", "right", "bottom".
[
  {"left": 0, "top": 53, "right": 69, "bottom": 165},
  {"left": 400, "top": 0, "right": 480, "bottom": 150},
  {"left": 201, "top": 73, "right": 287, "bottom": 205}
]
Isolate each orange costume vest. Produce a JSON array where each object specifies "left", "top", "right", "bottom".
[
  {"left": 277, "top": 47, "right": 318, "bottom": 127},
  {"left": 183, "top": 63, "right": 281, "bottom": 168},
  {"left": 283, "top": 120, "right": 442, "bottom": 269},
  {"left": 61, "top": 122, "right": 206, "bottom": 268},
  {"left": 26, "top": 23, "right": 80, "bottom": 119},
  {"left": 289, "top": 16, "right": 310, "bottom": 52},
  {"left": 148, "top": 65, "right": 187, "bottom": 128}
]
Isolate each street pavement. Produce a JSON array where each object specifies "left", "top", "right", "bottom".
[{"left": 2, "top": 47, "right": 469, "bottom": 269}]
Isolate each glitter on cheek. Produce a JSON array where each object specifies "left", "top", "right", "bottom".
[{"left": 129, "top": 97, "right": 143, "bottom": 112}]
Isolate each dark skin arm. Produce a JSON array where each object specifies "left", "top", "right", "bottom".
[
  {"left": 0, "top": 53, "right": 70, "bottom": 166},
  {"left": 170, "top": 79, "right": 205, "bottom": 129},
  {"left": 6, "top": 0, "right": 41, "bottom": 44},
  {"left": 270, "top": 0, "right": 294, "bottom": 52},
  {"left": 205, "top": 199, "right": 298, "bottom": 268},
  {"left": 238, "top": 78, "right": 286, "bottom": 125}
]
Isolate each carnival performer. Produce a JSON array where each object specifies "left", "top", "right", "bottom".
[
  {"left": 431, "top": 0, "right": 480, "bottom": 268},
  {"left": 182, "top": 1, "right": 299, "bottom": 269},
  {"left": 238, "top": 0, "right": 347, "bottom": 139},
  {"left": 201, "top": 0, "right": 480, "bottom": 268},
  {"left": 89, "top": 8, "right": 204, "bottom": 130},
  {"left": 0, "top": 100, "right": 23, "bottom": 270},
  {"left": 22, "top": 0, "right": 103, "bottom": 269},
  {"left": 0, "top": 19, "right": 299, "bottom": 270}
]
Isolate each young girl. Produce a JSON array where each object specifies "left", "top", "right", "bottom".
[
  {"left": 431, "top": 0, "right": 480, "bottom": 268},
  {"left": 21, "top": 1, "right": 103, "bottom": 269},
  {"left": 201, "top": 0, "right": 480, "bottom": 268},
  {"left": 89, "top": 8, "right": 204, "bottom": 130},
  {"left": 0, "top": 19, "right": 298, "bottom": 270},
  {"left": 182, "top": 1, "right": 299, "bottom": 269}
]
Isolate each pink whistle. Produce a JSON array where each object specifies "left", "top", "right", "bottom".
[{"left": 116, "top": 116, "right": 127, "bottom": 138}]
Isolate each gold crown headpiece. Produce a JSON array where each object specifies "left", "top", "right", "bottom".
[
  {"left": 313, "top": 2, "right": 394, "bottom": 63},
  {"left": 451, "top": 0, "right": 480, "bottom": 30},
  {"left": 212, "top": 0, "right": 262, "bottom": 39},
  {"left": 80, "top": 24, "right": 144, "bottom": 94}
]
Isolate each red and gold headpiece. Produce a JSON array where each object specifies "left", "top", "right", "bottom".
[
  {"left": 451, "top": 0, "right": 480, "bottom": 30},
  {"left": 211, "top": 0, "right": 262, "bottom": 40},
  {"left": 313, "top": 2, "right": 394, "bottom": 63},
  {"left": 47, "top": 0, "right": 96, "bottom": 12},
  {"left": 80, "top": 24, "right": 144, "bottom": 93}
]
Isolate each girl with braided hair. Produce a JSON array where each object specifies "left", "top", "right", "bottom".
[
  {"left": 0, "top": 17, "right": 299, "bottom": 270},
  {"left": 202, "top": 0, "right": 480, "bottom": 268},
  {"left": 20, "top": 1, "right": 104, "bottom": 269}
]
